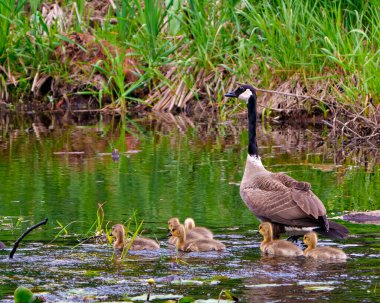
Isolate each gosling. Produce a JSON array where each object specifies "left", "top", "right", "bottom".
[
  {"left": 167, "top": 217, "right": 204, "bottom": 245},
  {"left": 184, "top": 218, "right": 213, "bottom": 239},
  {"left": 111, "top": 224, "right": 159, "bottom": 251},
  {"left": 304, "top": 232, "right": 347, "bottom": 260},
  {"left": 259, "top": 222, "right": 303, "bottom": 257},
  {"left": 170, "top": 224, "right": 225, "bottom": 252}
]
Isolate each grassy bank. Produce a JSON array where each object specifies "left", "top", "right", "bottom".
[{"left": 0, "top": 0, "right": 379, "bottom": 114}]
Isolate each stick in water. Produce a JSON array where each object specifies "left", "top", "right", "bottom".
[{"left": 9, "top": 218, "right": 48, "bottom": 259}]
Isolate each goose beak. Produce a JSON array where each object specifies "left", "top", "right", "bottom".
[{"left": 225, "top": 91, "right": 237, "bottom": 98}]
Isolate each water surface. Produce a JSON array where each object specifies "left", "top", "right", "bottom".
[{"left": 0, "top": 112, "right": 379, "bottom": 302}]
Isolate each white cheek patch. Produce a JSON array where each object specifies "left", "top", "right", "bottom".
[
  {"left": 248, "top": 155, "right": 263, "bottom": 167},
  {"left": 238, "top": 89, "right": 253, "bottom": 102}
]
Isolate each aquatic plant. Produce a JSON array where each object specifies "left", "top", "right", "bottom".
[{"left": 14, "top": 286, "right": 44, "bottom": 303}]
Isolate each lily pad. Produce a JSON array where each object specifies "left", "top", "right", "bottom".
[
  {"left": 129, "top": 294, "right": 183, "bottom": 301},
  {"left": 171, "top": 279, "right": 204, "bottom": 286},
  {"left": 245, "top": 283, "right": 292, "bottom": 288},
  {"left": 194, "top": 300, "right": 235, "bottom": 303},
  {"left": 304, "top": 286, "right": 335, "bottom": 291}
]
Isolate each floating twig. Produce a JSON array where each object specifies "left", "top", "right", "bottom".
[{"left": 9, "top": 218, "right": 48, "bottom": 259}]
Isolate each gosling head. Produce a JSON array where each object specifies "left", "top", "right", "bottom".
[
  {"left": 258, "top": 222, "right": 273, "bottom": 237},
  {"left": 184, "top": 218, "right": 195, "bottom": 230},
  {"left": 169, "top": 224, "right": 185, "bottom": 239},
  {"left": 225, "top": 84, "right": 256, "bottom": 103},
  {"left": 304, "top": 232, "right": 318, "bottom": 248},
  {"left": 111, "top": 224, "right": 125, "bottom": 238},
  {"left": 168, "top": 217, "right": 180, "bottom": 230}
]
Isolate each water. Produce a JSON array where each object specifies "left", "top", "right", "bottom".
[{"left": 0, "top": 112, "right": 379, "bottom": 302}]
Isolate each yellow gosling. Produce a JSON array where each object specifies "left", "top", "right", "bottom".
[
  {"left": 167, "top": 217, "right": 204, "bottom": 245},
  {"left": 184, "top": 218, "right": 213, "bottom": 239},
  {"left": 304, "top": 232, "right": 347, "bottom": 260},
  {"left": 111, "top": 224, "right": 159, "bottom": 251},
  {"left": 168, "top": 217, "right": 181, "bottom": 245},
  {"left": 170, "top": 224, "right": 225, "bottom": 252},
  {"left": 259, "top": 222, "right": 303, "bottom": 257}
]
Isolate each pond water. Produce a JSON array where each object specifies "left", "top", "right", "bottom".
[{"left": 0, "top": 111, "right": 379, "bottom": 302}]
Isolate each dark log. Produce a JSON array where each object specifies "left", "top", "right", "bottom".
[{"left": 9, "top": 218, "right": 48, "bottom": 259}]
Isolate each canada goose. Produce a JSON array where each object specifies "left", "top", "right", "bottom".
[
  {"left": 167, "top": 217, "right": 204, "bottom": 245},
  {"left": 111, "top": 224, "right": 159, "bottom": 251},
  {"left": 184, "top": 218, "right": 213, "bottom": 239},
  {"left": 225, "top": 85, "right": 348, "bottom": 240},
  {"left": 169, "top": 224, "right": 225, "bottom": 252},
  {"left": 259, "top": 222, "right": 303, "bottom": 257},
  {"left": 303, "top": 232, "right": 347, "bottom": 260}
]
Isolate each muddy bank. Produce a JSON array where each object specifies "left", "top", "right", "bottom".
[{"left": 1, "top": 2, "right": 379, "bottom": 148}]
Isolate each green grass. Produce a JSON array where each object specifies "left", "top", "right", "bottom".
[{"left": 0, "top": 0, "right": 379, "bottom": 111}]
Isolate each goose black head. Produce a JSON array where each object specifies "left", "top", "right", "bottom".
[{"left": 225, "top": 84, "right": 256, "bottom": 102}]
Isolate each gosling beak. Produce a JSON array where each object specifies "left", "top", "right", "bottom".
[
  {"left": 167, "top": 231, "right": 172, "bottom": 237},
  {"left": 109, "top": 232, "right": 113, "bottom": 236},
  {"left": 225, "top": 90, "right": 238, "bottom": 98}
]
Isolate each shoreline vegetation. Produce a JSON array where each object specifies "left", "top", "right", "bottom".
[{"left": 0, "top": 0, "right": 379, "bottom": 146}]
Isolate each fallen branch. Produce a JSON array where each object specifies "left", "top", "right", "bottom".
[
  {"left": 252, "top": 85, "right": 319, "bottom": 102},
  {"left": 249, "top": 85, "right": 379, "bottom": 147},
  {"left": 9, "top": 218, "right": 48, "bottom": 259}
]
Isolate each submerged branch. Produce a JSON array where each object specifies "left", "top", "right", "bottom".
[{"left": 9, "top": 218, "right": 48, "bottom": 259}]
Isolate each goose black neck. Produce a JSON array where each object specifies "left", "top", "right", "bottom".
[{"left": 247, "top": 93, "right": 258, "bottom": 157}]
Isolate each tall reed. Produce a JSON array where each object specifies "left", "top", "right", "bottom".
[{"left": 1, "top": 0, "right": 379, "bottom": 110}]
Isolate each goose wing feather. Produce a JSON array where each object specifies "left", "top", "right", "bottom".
[{"left": 240, "top": 179, "right": 326, "bottom": 227}]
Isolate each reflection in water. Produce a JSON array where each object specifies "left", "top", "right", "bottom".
[
  {"left": 0, "top": 111, "right": 379, "bottom": 302},
  {"left": 244, "top": 256, "right": 349, "bottom": 302}
]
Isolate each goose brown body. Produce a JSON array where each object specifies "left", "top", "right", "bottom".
[
  {"left": 259, "top": 222, "right": 303, "bottom": 257},
  {"left": 111, "top": 224, "right": 159, "bottom": 251},
  {"left": 170, "top": 224, "right": 225, "bottom": 252},
  {"left": 304, "top": 232, "right": 347, "bottom": 260},
  {"left": 240, "top": 158, "right": 330, "bottom": 238},
  {"left": 225, "top": 85, "right": 348, "bottom": 239}
]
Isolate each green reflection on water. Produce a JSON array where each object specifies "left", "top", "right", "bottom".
[
  {"left": 0, "top": 113, "right": 379, "bottom": 241},
  {"left": 0, "top": 113, "right": 379, "bottom": 302}
]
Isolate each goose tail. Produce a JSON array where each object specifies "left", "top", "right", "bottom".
[{"left": 314, "top": 220, "right": 349, "bottom": 238}]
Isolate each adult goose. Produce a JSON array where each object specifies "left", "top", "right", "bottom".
[{"left": 225, "top": 85, "right": 348, "bottom": 239}]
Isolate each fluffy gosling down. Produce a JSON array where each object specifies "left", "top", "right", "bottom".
[
  {"left": 184, "top": 218, "right": 213, "bottom": 239},
  {"left": 259, "top": 222, "right": 303, "bottom": 257},
  {"left": 304, "top": 232, "right": 347, "bottom": 260},
  {"left": 111, "top": 224, "right": 159, "bottom": 251},
  {"left": 170, "top": 224, "right": 225, "bottom": 252},
  {"left": 167, "top": 217, "right": 210, "bottom": 245}
]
